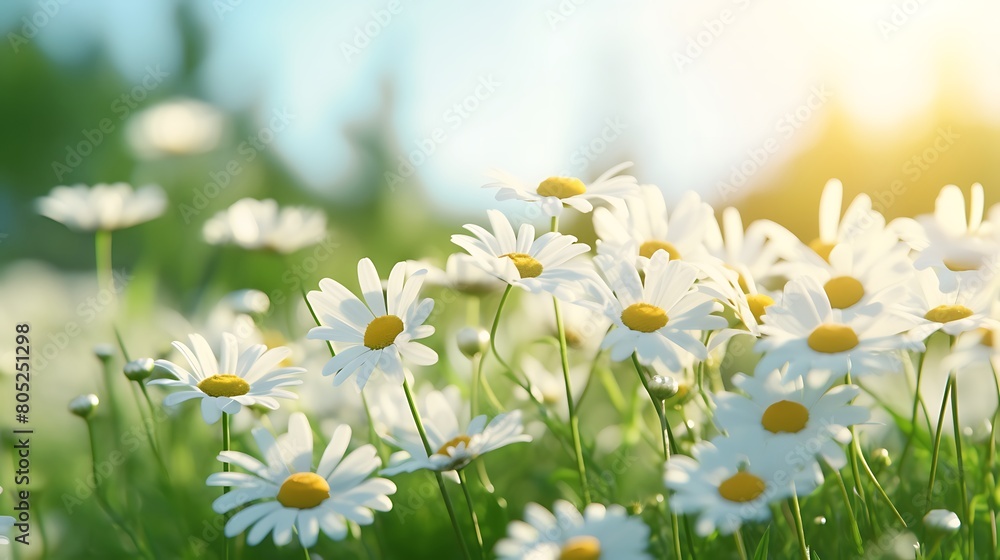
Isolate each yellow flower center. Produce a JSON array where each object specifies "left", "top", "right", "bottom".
[
  {"left": 761, "top": 400, "right": 810, "bottom": 433},
  {"left": 924, "top": 305, "right": 974, "bottom": 324},
  {"left": 944, "top": 259, "right": 978, "bottom": 272},
  {"left": 718, "top": 471, "right": 767, "bottom": 503},
  {"left": 621, "top": 303, "right": 668, "bottom": 333},
  {"left": 276, "top": 472, "right": 330, "bottom": 510},
  {"left": 436, "top": 435, "right": 471, "bottom": 457},
  {"left": 537, "top": 177, "right": 587, "bottom": 199},
  {"left": 808, "top": 238, "right": 835, "bottom": 262},
  {"left": 559, "top": 535, "right": 602, "bottom": 560},
  {"left": 501, "top": 253, "right": 544, "bottom": 279},
  {"left": 807, "top": 323, "right": 859, "bottom": 353},
  {"left": 364, "top": 315, "right": 404, "bottom": 349},
  {"left": 747, "top": 294, "right": 774, "bottom": 324},
  {"left": 197, "top": 374, "right": 250, "bottom": 398},
  {"left": 824, "top": 276, "right": 865, "bottom": 309},
  {"left": 639, "top": 240, "right": 682, "bottom": 260}
]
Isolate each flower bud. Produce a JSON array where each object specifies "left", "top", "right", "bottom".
[
  {"left": 923, "top": 509, "right": 960, "bottom": 533},
  {"left": 226, "top": 289, "right": 270, "bottom": 315},
  {"left": 124, "top": 358, "right": 156, "bottom": 382},
  {"left": 457, "top": 327, "right": 490, "bottom": 358},
  {"left": 69, "top": 394, "right": 100, "bottom": 419},
  {"left": 648, "top": 375, "right": 679, "bottom": 401},
  {"left": 93, "top": 343, "right": 115, "bottom": 362}
]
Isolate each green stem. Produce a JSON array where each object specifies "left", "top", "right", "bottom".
[
  {"left": 845, "top": 374, "right": 874, "bottom": 536},
  {"left": 488, "top": 285, "right": 516, "bottom": 376},
  {"left": 554, "top": 297, "right": 591, "bottom": 505},
  {"left": 402, "top": 378, "right": 471, "bottom": 560},
  {"left": 222, "top": 412, "right": 232, "bottom": 560},
  {"left": 950, "top": 375, "right": 972, "bottom": 560},
  {"left": 458, "top": 469, "right": 485, "bottom": 559},
  {"left": 632, "top": 355, "right": 683, "bottom": 560},
  {"left": 86, "top": 420, "right": 149, "bottom": 558},
  {"left": 734, "top": 529, "right": 749, "bottom": 560},
  {"left": 790, "top": 490, "right": 810, "bottom": 560},
  {"left": 95, "top": 229, "right": 114, "bottom": 294},
  {"left": 900, "top": 351, "right": 929, "bottom": 470},
  {"left": 828, "top": 465, "right": 864, "bottom": 554},
  {"left": 926, "top": 377, "right": 952, "bottom": 515},
  {"left": 987, "top": 363, "right": 1000, "bottom": 560},
  {"left": 853, "top": 430, "right": 907, "bottom": 527}
]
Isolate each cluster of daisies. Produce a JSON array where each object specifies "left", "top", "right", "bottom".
[{"left": 32, "top": 172, "right": 1000, "bottom": 558}]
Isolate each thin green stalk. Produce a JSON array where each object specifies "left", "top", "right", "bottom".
[
  {"left": 900, "top": 351, "right": 929, "bottom": 469},
  {"left": 790, "top": 490, "right": 809, "bottom": 560},
  {"left": 734, "top": 529, "right": 749, "bottom": 560},
  {"left": 488, "top": 285, "right": 516, "bottom": 375},
  {"left": 554, "top": 297, "right": 591, "bottom": 505},
  {"left": 853, "top": 431, "right": 906, "bottom": 527},
  {"left": 633, "top": 356, "right": 683, "bottom": 560},
  {"left": 844, "top": 374, "right": 874, "bottom": 536},
  {"left": 86, "top": 420, "right": 149, "bottom": 559},
  {"left": 303, "top": 546, "right": 311, "bottom": 560},
  {"left": 222, "top": 412, "right": 232, "bottom": 560},
  {"left": 950, "top": 375, "right": 972, "bottom": 560},
  {"left": 987, "top": 362, "right": 1000, "bottom": 560},
  {"left": 95, "top": 229, "right": 114, "bottom": 294},
  {"left": 926, "top": 377, "right": 952, "bottom": 514},
  {"left": 458, "top": 469, "right": 485, "bottom": 559},
  {"left": 402, "top": 378, "right": 472, "bottom": 560}
]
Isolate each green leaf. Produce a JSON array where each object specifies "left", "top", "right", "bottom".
[
  {"left": 811, "top": 549, "right": 822, "bottom": 560},
  {"left": 752, "top": 526, "right": 770, "bottom": 560}
]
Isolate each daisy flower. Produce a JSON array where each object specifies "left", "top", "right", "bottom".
[
  {"left": 895, "top": 183, "right": 1000, "bottom": 290},
  {"left": 207, "top": 413, "right": 395, "bottom": 548},
  {"left": 36, "top": 183, "right": 166, "bottom": 231},
  {"left": 589, "top": 251, "right": 726, "bottom": 370},
  {"left": 495, "top": 500, "right": 652, "bottom": 560},
  {"left": 593, "top": 187, "right": 718, "bottom": 270},
  {"left": 451, "top": 210, "right": 595, "bottom": 302},
  {"left": 778, "top": 232, "right": 918, "bottom": 318},
  {"left": 483, "top": 161, "right": 638, "bottom": 217},
  {"left": 755, "top": 277, "right": 924, "bottom": 381},
  {"left": 904, "top": 268, "right": 999, "bottom": 339},
  {"left": 203, "top": 198, "right": 328, "bottom": 254},
  {"left": 705, "top": 206, "right": 801, "bottom": 289},
  {"left": 713, "top": 368, "right": 869, "bottom": 470},
  {"left": 942, "top": 321, "right": 1000, "bottom": 373},
  {"left": 150, "top": 332, "right": 305, "bottom": 424},
  {"left": 306, "top": 258, "right": 438, "bottom": 390},
  {"left": 806, "top": 178, "right": 885, "bottom": 261},
  {"left": 665, "top": 436, "right": 823, "bottom": 536},
  {"left": 380, "top": 388, "right": 531, "bottom": 474}
]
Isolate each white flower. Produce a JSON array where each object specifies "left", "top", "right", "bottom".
[
  {"left": 593, "top": 187, "right": 717, "bottom": 271},
  {"left": 36, "top": 183, "right": 166, "bottom": 231},
  {"left": 705, "top": 206, "right": 801, "bottom": 288},
  {"left": 150, "top": 333, "right": 305, "bottom": 424},
  {"left": 713, "top": 368, "right": 869, "bottom": 470},
  {"left": 665, "top": 436, "right": 823, "bottom": 536},
  {"left": 923, "top": 509, "right": 961, "bottom": 533},
  {"left": 590, "top": 251, "right": 726, "bottom": 370},
  {"left": 778, "top": 234, "right": 918, "bottom": 319},
  {"left": 203, "top": 198, "right": 327, "bottom": 254},
  {"left": 941, "top": 322, "right": 1000, "bottom": 373},
  {"left": 755, "top": 277, "right": 924, "bottom": 381},
  {"left": 380, "top": 388, "right": 531, "bottom": 474},
  {"left": 517, "top": 354, "right": 589, "bottom": 419},
  {"left": 807, "top": 178, "right": 886, "bottom": 260},
  {"left": 904, "top": 266, "right": 999, "bottom": 338},
  {"left": 207, "top": 413, "right": 395, "bottom": 548},
  {"left": 452, "top": 210, "right": 595, "bottom": 302},
  {"left": 484, "top": 161, "right": 638, "bottom": 218},
  {"left": 306, "top": 259, "right": 438, "bottom": 390},
  {"left": 495, "top": 500, "right": 652, "bottom": 560},
  {"left": 894, "top": 184, "right": 1000, "bottom": 291}
]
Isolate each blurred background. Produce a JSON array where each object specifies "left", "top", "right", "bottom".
[{"left": 1, "top": 0, "right": 999, "bottom": 558}]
